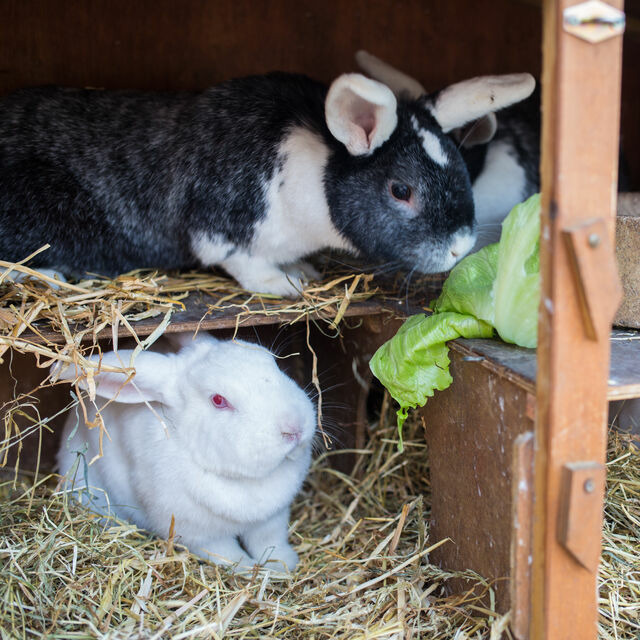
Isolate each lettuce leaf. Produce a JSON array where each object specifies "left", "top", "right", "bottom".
[
  {"left": 493, "top": 193, "right": 541, "bottom": 348},
  {"left": 369, "top": 312, "right": 493, "bottom": 451},
  {"left": 370, "top": 193, "right": 541, "bottom": 448},
  {"left": 432, "top": 242, "right": 499, "bottom": 324}
]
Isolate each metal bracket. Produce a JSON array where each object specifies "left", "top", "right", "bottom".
[
  {"left": 562, "top": 217, "right": 623, "bottom": 341},
  {"left": 563, "top": 1, "right": 626, "bottom": 43},
  {"left": 558, "top": 461, "right": 606, "bottom": 571}
]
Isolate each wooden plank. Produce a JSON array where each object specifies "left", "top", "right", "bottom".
[
  {"left": 511, "top": 432, "right": 535, "bottom": 640},
  {"left": 614, "top": 193, "right": 640, "bottom": 328},
  {"left": 422, "top": 350, "right": 533, "bottom": 613},
  {"left": 21, "top": 275, "right": 640, "bottom": 398},
  {"left": 531, "top": 2, "right": 625, "bottom": 639},
  {"left": 23, "top": 294, "right": 391, "bottom": 344},
  {"left": 449, "top": 328, "right": 640, "bottom": 400}
]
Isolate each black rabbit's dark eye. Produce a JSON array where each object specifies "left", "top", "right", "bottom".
[{"left": 390, "top": 182, "right": 412, "bottom": 201}]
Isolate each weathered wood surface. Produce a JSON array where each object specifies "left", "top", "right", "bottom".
[
  {"left": 25, "top": 293, "right": 398, "bottom": 344},
  {"left": 510, "top": 432, "right": 535, "bottom": 640},
  {"left": 422, "top": 349, "right": 533, "bottom": 614},
  {"left": 450, "top": 329, "right": 640, "bottom": 400},
  {"left": 532, "top": 2, "right": 625, "bottom": 640}
]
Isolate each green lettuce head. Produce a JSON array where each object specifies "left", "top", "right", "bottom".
[
  {"left": 492, "top": 193, "right": 541, "bottom": 348},
  {"left": 370, "top": 193, "right": 541, "bottom": 449}
]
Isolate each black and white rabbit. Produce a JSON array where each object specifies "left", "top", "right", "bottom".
[
  {"left": 355, "top": 51, "right": 540, "bottom": 248},
  {"left": 56, "top": 332, "right": 316, "bottom": 571},
  {"left": 0, "top": 66, "right": 534, "bottom": 295}
]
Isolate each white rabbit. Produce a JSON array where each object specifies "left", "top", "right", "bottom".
[{"left": 56, "top": 332, "right": 316, "bottom": 572}]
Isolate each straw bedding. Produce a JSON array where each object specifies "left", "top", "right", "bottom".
[
  {"left": 0, "top": 414, "right": 638, "bottom": 639},
  {"left": 0, "top": 263, "right": 639, "bottom": 639}
]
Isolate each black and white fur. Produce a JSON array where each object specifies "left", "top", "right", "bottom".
[
  {"left": 0, "top": 68, "right": 534, "bottom": 295},
  {"left": 355, "top": 51, "right": 540, "bottom": 248}
]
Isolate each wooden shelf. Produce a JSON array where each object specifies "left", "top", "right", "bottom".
[
  {"left": 451, "top": 329, "right": 640, "bottom": 401},
  {"left": 26, "top": 292, "right": 398, "bottom": 344},
  {"left": 22, "top": 288, "right": 640, "bottom": 404}
]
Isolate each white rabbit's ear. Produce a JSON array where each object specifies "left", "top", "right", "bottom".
[
  {"left": 325, "top": 73, "right": 397, "bottom": 156},
  {"left": 54, "top": 350, "right": 177, "bottom": 404},
  {"left": 355, "top": 50, "right": 426, "bottom": 99},
  {"left": 429, "top": 74, "right": 535, "bottom": 133},
  {"left": 164, "top": 330, "right": 218, "bottom": 352}
]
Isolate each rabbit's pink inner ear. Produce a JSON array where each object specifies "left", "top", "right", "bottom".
[{"left": 325, "top": 74, "right": 397, "bottom": 156}]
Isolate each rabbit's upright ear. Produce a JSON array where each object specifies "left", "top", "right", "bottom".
[
  {"left": 53, "top": 349, "right": 178, "bottom": 405},
  {"left": 325, "top": 73, "right": 397, "bottom": 156},
  {"left": 355, "top": 50, "right": 426, "bottom": 99},
  {"left": 429, "top": 74, "right": 535, "bottom": 133}
]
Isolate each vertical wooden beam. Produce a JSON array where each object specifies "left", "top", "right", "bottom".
[{"left": 533, "top": 1, "right": 625, "bottom": 639}]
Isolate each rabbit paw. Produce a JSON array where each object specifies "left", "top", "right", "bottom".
[
  {"left": 197, "top": 538, "right": 257, "bottom": 572},
  {"left": 250, "top": 271, "right": 304, "bottom": 298},
  {"left": 261, "top": 544, "right": 299, "bottom": 572},
  {"left": 222, "top": 255, "right": 304, "bottom": 297},
  {"left": 4, "top": 267, "right": 67, "bottom": 289},
  {"left": 284, "top": 261, "right": 320, "bottom": 283}
]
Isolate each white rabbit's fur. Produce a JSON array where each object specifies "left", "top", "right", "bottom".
[{"left": 56, "top": 333, "right": 316, "bottom": 571}]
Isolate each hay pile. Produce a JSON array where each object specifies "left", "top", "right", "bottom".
[
  {"left": 0, "top": 256, "right": 385, "bottom": 361},
  {"left": 1, "top": 410, "right": 638, "bottom": 639},
  {"left": 599, "top": 432, "right": 640, "bottom": 638}
]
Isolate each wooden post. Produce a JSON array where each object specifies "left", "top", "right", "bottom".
[{"left": 533, "top": 1, "right": 625, "bottom": 638}]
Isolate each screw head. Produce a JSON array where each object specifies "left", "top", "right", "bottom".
[
  {"left": 588, "top": 233, "right": 601, "bottom": 248},
  {"left": 584, "top": 478, "right": 595, "bottom": 493}
]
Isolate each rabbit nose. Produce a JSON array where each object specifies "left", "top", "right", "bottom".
[{"left": 281, "top": 425, "right": 302, "bottom": 443}]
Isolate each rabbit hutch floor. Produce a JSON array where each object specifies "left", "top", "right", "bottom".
[
  {"left": 0, "top": 264, "right": 639, "bottom": 639},
  {"left": 0, "top": 414, "right": 638, "bottom": 639}
]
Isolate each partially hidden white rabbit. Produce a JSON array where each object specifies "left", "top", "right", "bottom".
[{"left": 56, "top": 332, "right": 316, "bottom": 572}]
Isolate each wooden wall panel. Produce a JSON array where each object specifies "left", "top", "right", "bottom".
[
  {"left": 422, "top": 350, "right": 532, "bottom": 613},
  {"left": 0, "top": 0, "right": 542, "bottom": 93},
  {"left": 0, "top": 351, "right": 68, "bottom": 476},
  {"left": 1, "top": 0, "right": 638, "bottom": 187}
]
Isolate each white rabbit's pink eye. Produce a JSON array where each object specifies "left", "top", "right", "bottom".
[{"left": 211, "top": 394, "right": 230, "bottom": 409}]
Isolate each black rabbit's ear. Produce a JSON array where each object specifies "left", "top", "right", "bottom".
[
  {"left": 52, "top": 350, "right": 177, "bottom": 405},
  {"left": 325, "top": 74, "right": 397, "bottom": 156},
  {"left": 429, "top": 74, "right": 535, "bottom": 133}
]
